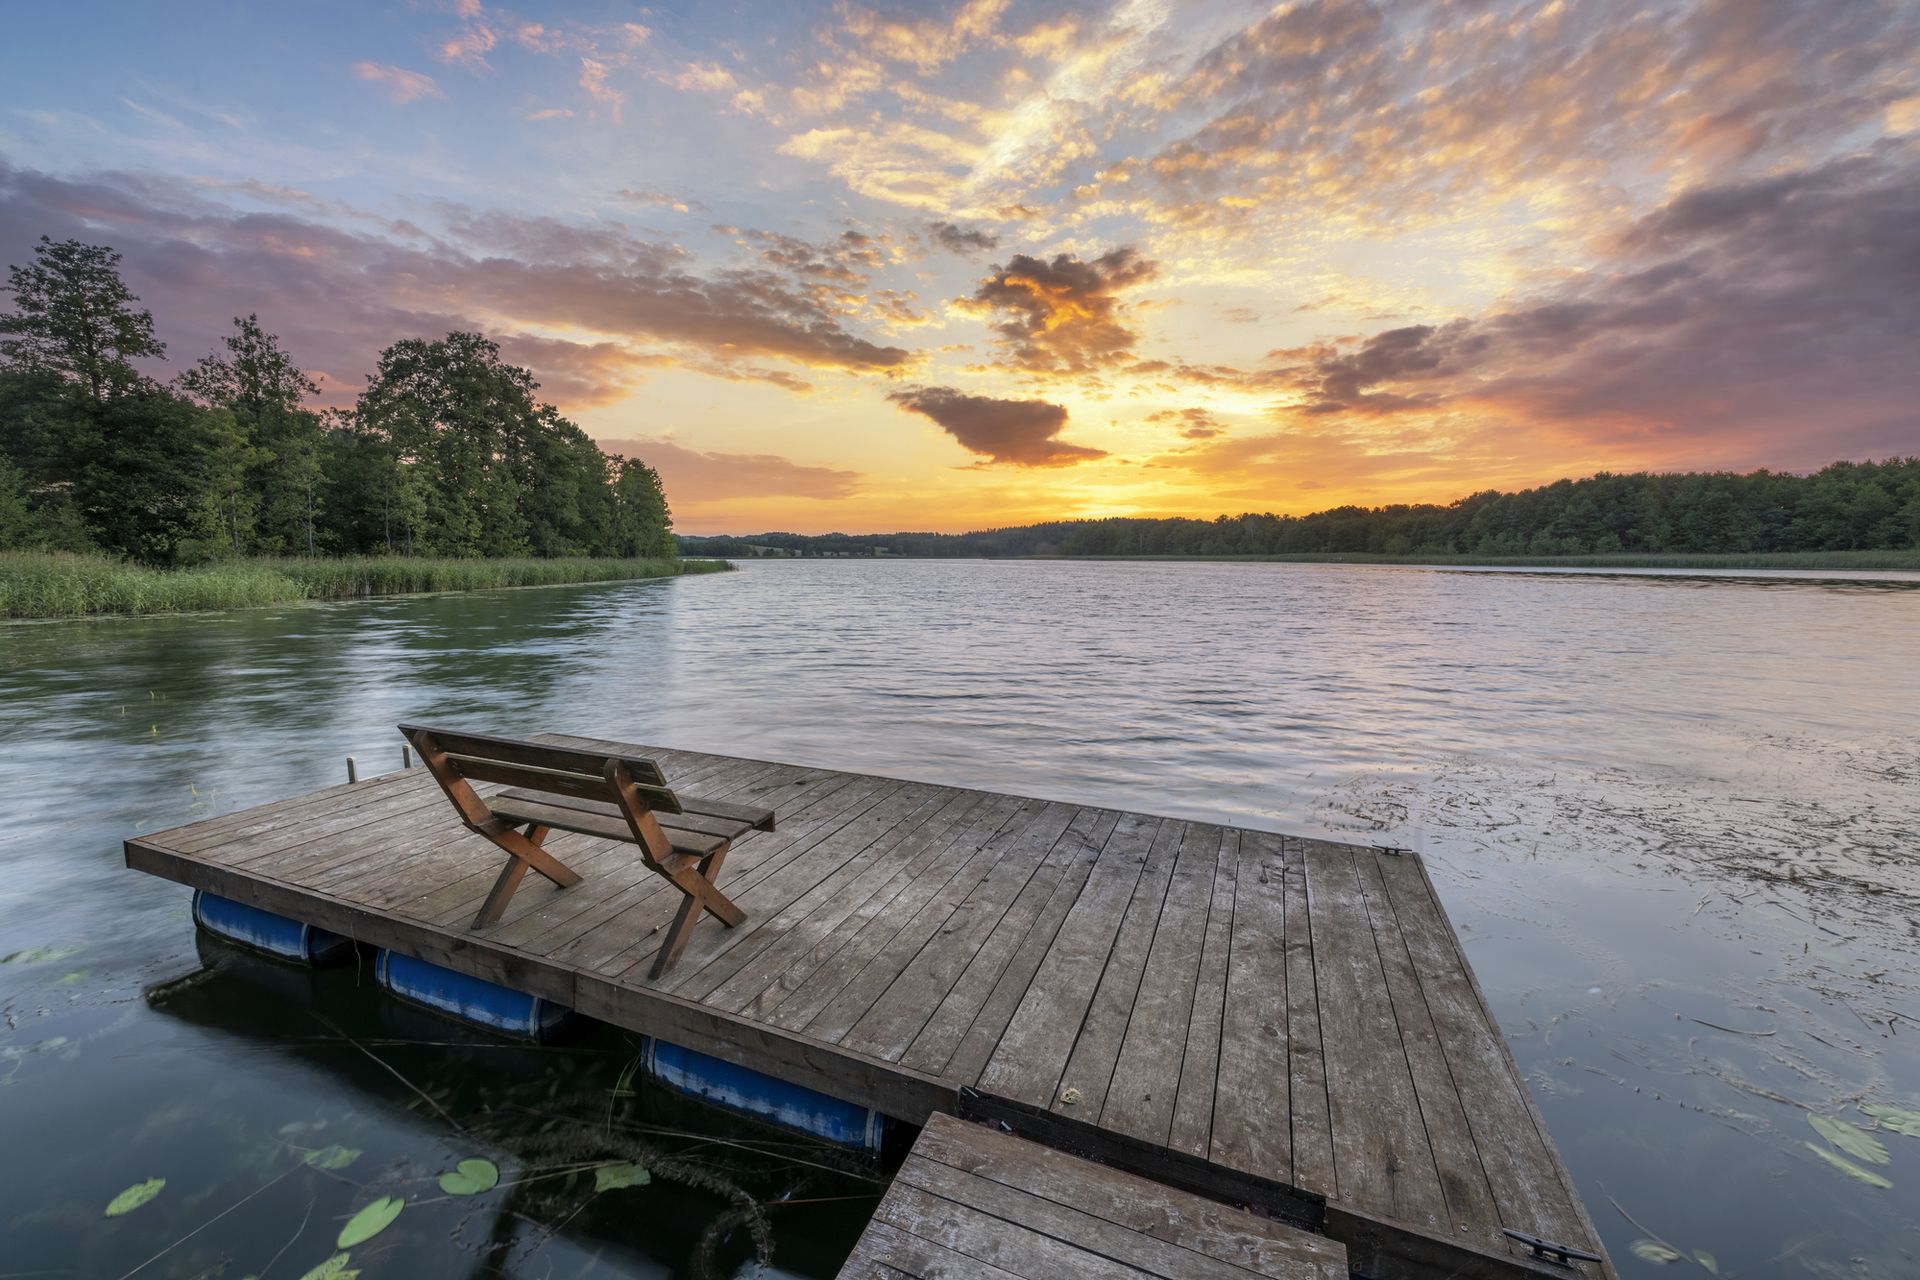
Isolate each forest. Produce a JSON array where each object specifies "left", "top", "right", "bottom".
[
  {"left": 680, "top": 458, "right": 1920, "bottom": 560},
  {"left": 0, "top": 236, "right": 675, "bottom": 566}
]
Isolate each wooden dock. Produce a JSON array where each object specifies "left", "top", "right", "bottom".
[
  {"left": 840, "top": 1112, "right": 1348, "bottom": 1279},
  {"left": 125, "top": 737, "right": 1614, "bottom": 1280}
]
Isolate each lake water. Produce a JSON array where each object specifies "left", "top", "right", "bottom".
[{"left": 3, "top": 559, "right": 1917, "bottom": 1278}]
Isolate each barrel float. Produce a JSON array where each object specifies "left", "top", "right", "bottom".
[
  {"left": 192, "top": 890, "right": 354, "bottom": 965},
  {"left": 641, "top": 1037, "right": 888, "bottom": 1151},
  {"left": 373, "top": 950, "right": 573, "bottom": 1042}
]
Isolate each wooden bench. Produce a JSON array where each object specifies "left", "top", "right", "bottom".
[{"left": 399, "top": 725, "right": 774, "bottom": 977}]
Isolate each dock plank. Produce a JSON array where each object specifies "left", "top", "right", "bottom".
[{"left": 841, "top": 1114, "right": 1346, "bottom": 1280}]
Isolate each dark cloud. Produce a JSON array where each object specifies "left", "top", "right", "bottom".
[
  {"left": 927, "top": 220, "right": 998, "bottom": 253},
  {"left": 1271, "top": 147, "right": 1920, "bottom": 466},
  {"left": 594, "top": 438, "right": 862, "bottom": 500},
  {"left": 960, "top": 247, "right": 1157, "bottom": 373},
  {"left": 889, "top": 385, "right": 1106, "bottom": 466},
  {"left": 0, "top": 156, "right": 911, "bottom": 413},
  {"left": 1146, "top": 407, "right": 1225, "bottom": 439}
]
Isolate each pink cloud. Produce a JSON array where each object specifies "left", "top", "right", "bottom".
[{"left": 352, "top": 62, "right": 444, "bottom": 104}]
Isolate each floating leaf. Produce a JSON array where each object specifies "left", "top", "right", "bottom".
[
  {"left": 335, "top": 1195, "right": 403, "bottom": 1248},
  {"left": 1630, "top": 1239, "right": 1682, "bottom": 1263},
  {"left": 297, "top": 1253, "right": 360, "bottom": 1280},
  {"left": 1810, "top": 1113, "right": 1890, "bottom": 1165},
  {"left": 104, "top": 1177, "right": 166, "bottom": 1217},
  {"left": 1694, "top": 1250, "right": 1720, "bottom": 1275},
  {"left": 1861, "top": 1104, "right": 1920, "bottom": 1138},
  {"left": 438, "top": 1158, "right": 499, "bottom": 1195},
  {"left": 594, "top": 1162, "right": 651, "bottom": 1192},
  {"left": 1803, "top": 1142, "right": 1893, "bottom": 1189},
  {"left": 304, "top": 1145, "right": 360, "bottom": 1170}
]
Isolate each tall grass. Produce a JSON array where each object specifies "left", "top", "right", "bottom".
[{"left": 0, "top": 552, "right": 731, "bottom": 620}]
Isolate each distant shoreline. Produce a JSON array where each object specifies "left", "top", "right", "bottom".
[
  {"left": 1010, "top": 549, "right": 1920, "bottom": 571},
  {"left": 0, "top": 552, "right": 732, "bottom": 621}
]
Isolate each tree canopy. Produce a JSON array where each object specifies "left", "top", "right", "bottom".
[{"left": 0, "top": 236, "right": 676, "bottom": 565}]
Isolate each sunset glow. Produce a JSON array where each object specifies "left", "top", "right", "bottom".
[{"left": 3, "top": 0, "right": 1915, "bottom": 533}]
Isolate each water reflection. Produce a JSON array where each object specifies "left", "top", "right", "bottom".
[{"left": 2, "top": 560, "right": 1917, "bottom": 1277}]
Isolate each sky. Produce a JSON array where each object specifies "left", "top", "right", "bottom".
[{"left": 1, "top": 1, "right": 1916, "bottom": 534}]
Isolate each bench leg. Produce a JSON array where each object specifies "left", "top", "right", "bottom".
[
  {"left": 648, "top": 847, "right": 744, "bottom": 980},
  {"left": 471, "top": 823, "right": 581, "bottom": 930}
]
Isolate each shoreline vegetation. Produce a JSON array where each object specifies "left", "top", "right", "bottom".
[{"left": 0, "top": 552, "right": 730, "bottom": 620}]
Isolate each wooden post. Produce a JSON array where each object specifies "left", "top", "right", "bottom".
[
  {"left": 346, "top": 756, "right": 359, "bottom": 784},
  {"left": 402, "top": 745, "right": 414, "bottom": 770}
]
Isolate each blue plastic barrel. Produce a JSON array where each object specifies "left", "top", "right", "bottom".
[
  {"left": 641, "top": 1037, "right": 888, "bottom": 1150},
  {"left": 192, "top": 890, "right": 354, "bottom": 966},
  {"left": 373, "top": 950, "right": 573, "bottom": 1042}
]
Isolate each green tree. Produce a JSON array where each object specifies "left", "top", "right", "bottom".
[
  {"left": 356, "top": 332, "right": 537, "bottom": 557},
  {"left": 180, "top": 315, "right": 326, "bottom": 554},
  {"left": 1, "top": 237, "right": 165, "bottom": 403},
  {"left": 607, "top": 455, "right": 675, "bottom": 558},
  {"left": 76, "top": 388, "right": 245, "bottom": 565}
]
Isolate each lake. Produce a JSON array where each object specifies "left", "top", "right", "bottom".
[{"left": 3, "top": 558, "right": 1916, "bottom": 1278}]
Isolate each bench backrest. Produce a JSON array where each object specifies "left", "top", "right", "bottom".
[{"left": 399, "top": 724, "right": 684, "bottom": 822}]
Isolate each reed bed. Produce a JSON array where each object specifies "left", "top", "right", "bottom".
[{"left": 0, "top": 552, "right": 730, "bottom": 619}]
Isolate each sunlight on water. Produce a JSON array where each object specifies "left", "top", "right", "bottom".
[{"left": 2, "top": 559, "right": 1916, "bottom": 1277}]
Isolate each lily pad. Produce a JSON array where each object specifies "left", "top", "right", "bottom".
[
  {"left": 1630, "top": 1239, "right": 1682, "bottom": 1263},
  {"left": 304, "top": 1145, "right": 361, "bottom": 1170},
  {"left": 335, "top": 1195, "right": 404, "bottom": 1248},
  {"left": 1804, "top": 1142, "right": 1893, "bottom": 1189},
  {"left": 594, "top": 1162, "right": 651, "bottom": 1192},
  {"left": 104, "top": 1177, "right": 166, "bottom": 1217},
  {"left": 1809, "top": 1113, "right": 1890, "bottom": 1165},
  {"left": 438, "top": 1157, "right": 500, "bottom": 1195},
  {"left": 1861, "top": 1103, "right": 1920, "bottom": 1138},
  {"left": 297, "top": 1253, "right": 360, "bottom": 1280}
]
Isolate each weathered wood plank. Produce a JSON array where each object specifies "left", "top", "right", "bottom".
[
  {"left": 1102, "top": 823, "right": 1230, "bottom": 1146},
  {"left": 973, "top": 812, "right": 1162, "bottom": 1106},
  {"left": 1301, "top": 840, "right": 1447, "bottom": 1231},
  {"left": 1209, "top": 830, "right": 1292, "bottom": 1181},
  {"left": 841, "top": 802, "right": 1081, "bottom": 1061},
  {"left": 798, "top": 798, "right": 1054, "bottom": 1045},
  {"left": 1049, "top": 818, "right": 1186, "bottom": 1119},
  {"left": 1374, "top": 850, "right": 1602, "bottom": 1254},
  {"left": 841, "top": 1219, "right": 1027, "bottom": 1280},
  {"left": 1169, "top": 828, "right": 1238, "bottom": 1159},
  {"left": 757, "top": 793, "right": 1033, "bottom": 1032},
  {"left": 900, "top": 806, "right": 1119, "bottom": 1078},
  {"left": 908, "top": 1115, "right": 1347, "bottom": 1279},
  {"left": 1282, "top": 838, "right": 1335, "bottom": 1194},
  {"left": 1353, "top": 849, "right": 1503, "bottom": 1244}
]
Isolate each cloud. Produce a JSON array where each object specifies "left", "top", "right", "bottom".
[
  {"left": 889, "top": 385, "right": 1105, "bottom": 466},
  {"left": 579, "top": 56, "right": 624, "bottom": 119},
  {"left": 352, "top": 62, "right": 444, "bottom": 104},
  {"left": 1146, "top": 407, "right": 1224, "bottom": 439},
  {"left": 0, "top": 155, "right": 915, "bottom": 416},
  {"left": 593, "top": 438, "right": 862, "bottom": 500},
  {"left": 1263, "top": 146, "right": 1920, "bottom": 467},
  {"left": 438, "top": 22, "right": 498, "bottom": 67},
  {"left": 927, "top": 219, "right": 998, "bottom": 253},
  {"left": 958, "top": 247, "right": 1157, "bottom": 373},
  {"left": 617, "top": 188, "right": 697, "bottom": 213}
]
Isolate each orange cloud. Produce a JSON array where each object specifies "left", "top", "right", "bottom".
[{"left": 959, "top": 248, "right": 1158, "bottom": 373}]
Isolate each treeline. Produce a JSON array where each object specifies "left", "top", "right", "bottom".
[
  {"left": 679, "top": 459, "right": 1920, "bottom": 559},
  {"left": 0, "top": 236, "right": 675, "bottom": 566}
]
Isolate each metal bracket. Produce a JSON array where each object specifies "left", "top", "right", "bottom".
[{"left": 1501, "top": 1228, "right": 1603, "bottom": 1268}]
